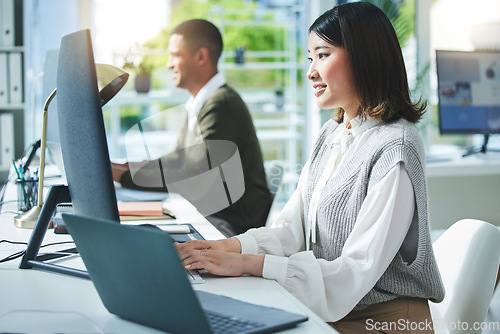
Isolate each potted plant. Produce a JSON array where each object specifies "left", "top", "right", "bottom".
[
  {"left": 122, "top": 47, "right": 154, "bottom": 93},
  {"left": 133, "top": 62, "right": 152, "bottom": 93}
]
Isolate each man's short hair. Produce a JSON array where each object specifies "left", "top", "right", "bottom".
[{"left": 171, "top": 19, "right": 223, "bottom": 65}]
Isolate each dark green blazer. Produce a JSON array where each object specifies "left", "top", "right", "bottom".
[{"left": 121, "top": 84, "right": 271, "bottom": 233}]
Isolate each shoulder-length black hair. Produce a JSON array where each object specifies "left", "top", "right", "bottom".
[{"left": 309, "top": 1, "right": 425, "bottom": 124}]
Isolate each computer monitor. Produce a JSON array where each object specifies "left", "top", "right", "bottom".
[
  {"left": 56, "top": 29, "right": 120, "bottom": 222},
  {"left": 436, "top": 50, "right": 500, "bottom": 154},
  {"left": 43, "top": 46, "right": 164, "bottom": 202}
]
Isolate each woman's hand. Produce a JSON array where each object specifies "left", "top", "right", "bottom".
[
  {"left": 183, "top": 250, "right": 264, "bottom": 277},
  {"left": 175, "top": 238, "right": 264, "bottom": 277},
  {"left": 176, "top": 237, "right": 241, "bottom": 255}
]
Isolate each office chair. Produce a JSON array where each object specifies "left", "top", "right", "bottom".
[
  {"left": 264, "top": 160, "right": 284, "bottom": 226},
  {"left": 429, "top": 219, "right": 500, "bottom": 334}
]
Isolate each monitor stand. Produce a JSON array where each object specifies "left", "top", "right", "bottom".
[
  {"left": 463, "top": 134, "right": 500, "bottom": 157},
  {"left": 18, "top": 184, "right": 90, "bottom": 279}
]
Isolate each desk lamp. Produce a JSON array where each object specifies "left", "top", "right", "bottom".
[{"left": 14, "top": 64, "right": 129, "bottom": 228}]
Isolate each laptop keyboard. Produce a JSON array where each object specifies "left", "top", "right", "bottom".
[
  {"left": 206, "top": 311, "right": 265, "bottom": 334},
  {"left": 186, "top": 268, "right": 204, "bottom": 284}
]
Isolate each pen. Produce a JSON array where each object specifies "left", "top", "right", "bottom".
[
  {"left": 13, "top": 160, "right": 28, "bottom": 203},
  {"left": 12, "top": 160, "right": 21, "bottom": 179}
]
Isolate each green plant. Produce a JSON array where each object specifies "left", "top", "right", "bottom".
[
  {"left": 122, "top": 44, "right": 157, "bottom": 76},
  {"left": 364, "top": 0, "right": 414, "bottom": 47}
]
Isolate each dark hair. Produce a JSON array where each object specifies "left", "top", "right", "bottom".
[
  {"left": 309, "top": 2, "right": 425, "bottom": 124},
  {"left": 171, "top": 19, "right": 223, "bottom": 66}
]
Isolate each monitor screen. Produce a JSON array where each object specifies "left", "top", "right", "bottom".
[
  {"left": 56, "top": 29, "right": 120, "bottom": 222},
  {"left": 436, "top": 50, "right": 500, "bottom": 135}
]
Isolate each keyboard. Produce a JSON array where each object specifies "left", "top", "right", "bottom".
[
  {"left": 187, "top": 268, "right": 204, "bottom": 284},
  {"left": 206, "top": 311, "right": 265, "bottom": 334}
]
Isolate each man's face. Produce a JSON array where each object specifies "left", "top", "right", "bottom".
[{"left": 167, "top": 34, "right": 198, "bottom": 92}]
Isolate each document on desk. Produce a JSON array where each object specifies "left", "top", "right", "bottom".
[{"left": 118, "top": 201, "right": 176, "bottom": 220}]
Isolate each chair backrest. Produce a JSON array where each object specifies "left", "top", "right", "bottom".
[
  {"left": 265, "top": 160, "right": 284, "bottom": 200},
  {"left": 429, "top": 219, "right": 500, "bottom": 334},
  {"left": 264, "top": 160, "right": 284, "bottom": 226}
]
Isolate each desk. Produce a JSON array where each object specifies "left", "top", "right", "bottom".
[
  {"left": 0, "top": 179, "right": 335, "bottom": 333},
  {"left": 426, "top": 152, "right": 500, "bottom": 230}
]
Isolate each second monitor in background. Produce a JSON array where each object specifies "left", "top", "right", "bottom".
[{"left": 436, "top": 49, "right": 500, "bottom": 155}]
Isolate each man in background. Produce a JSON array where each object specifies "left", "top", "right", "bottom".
[{"left": 112, "top": 19, "right": 271, "bottom": 237}]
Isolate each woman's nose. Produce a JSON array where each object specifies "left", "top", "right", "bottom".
[{"left": 307, "top": 64, "right": 317, "bottom": 81}]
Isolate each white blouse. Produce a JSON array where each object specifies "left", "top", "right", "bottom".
[{"left": 236, "top": 117, "right": 416, "bottom": 321}]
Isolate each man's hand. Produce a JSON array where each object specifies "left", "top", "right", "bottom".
[{"left": 111, "top": 162, "right": 129, "bottom": 182}]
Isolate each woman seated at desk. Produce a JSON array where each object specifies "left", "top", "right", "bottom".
[{"left": 177, "top": 2, "right": 444, "bottom": 333}]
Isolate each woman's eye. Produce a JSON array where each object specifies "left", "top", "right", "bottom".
[
  {"left": 318, "top": 53, "right": 328, "bottom": 59},
  {"left": 307, "top": 57, "right": 313, "bottom": 63}
]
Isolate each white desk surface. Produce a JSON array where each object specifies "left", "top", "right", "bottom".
[
  {"left": 426, "top": 150, "right": 500, "bottom": 178},
  {"left": 0, "top": 179, "right": 335, "bottom": 333}
]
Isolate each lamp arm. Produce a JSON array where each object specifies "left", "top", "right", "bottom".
[{"left": 36, "top": 88, "right": 57, "bottom": 208}]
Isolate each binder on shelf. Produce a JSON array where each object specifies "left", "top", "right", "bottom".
[
  {"left": 7, "top": 52, "right": 22, "bottom": 104},
  {"left": 0, "top": 1, "right": 3, "bottom": 46},
  {"left": 0, "top": 53, "right": 7, "bottom": 105},
  {"left": 13, "top": 0, "right": 22, "bottom": 46},
  {"left": 1, "top": 0, "right": 15, "bottom": 46},
  {"left": 0, "top": 112, "right": 14, "bottom": 168}
]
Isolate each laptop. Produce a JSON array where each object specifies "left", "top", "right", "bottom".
[{"left": 62, "top": 213, "right": 308, "bottom": 334}]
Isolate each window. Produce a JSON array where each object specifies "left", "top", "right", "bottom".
[{"left": 93, "top": 0, "right": 310, "bottom": 204}]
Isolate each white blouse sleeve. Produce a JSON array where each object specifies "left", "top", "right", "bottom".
[
  {"left": 237, "top": 162, "right": 415, "bottom": 322},
  {"left": 237, "top": 161, "right": 310, "bottom": 257}
]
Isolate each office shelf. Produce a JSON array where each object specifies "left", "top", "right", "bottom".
[{"left": 0, "top": 0, "right": 25, "bottom": 179}]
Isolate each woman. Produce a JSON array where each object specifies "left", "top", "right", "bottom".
[{"left": 177, "top": 2, "right": 444, "bottom": 333}]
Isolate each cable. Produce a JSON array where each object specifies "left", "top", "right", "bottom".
[
  {"left": 42, "top": 241, "right": 75, "bottom": 248},
  {"left": 0, "top": 239, "right": 28, "bottom": 264},
  {"left": 0, "top": 199, "right": 20, "bottom": 215},
  {"left": 0, "top": 200, "right": 18, "bottom": 205},
  {"left": 0, "top": 171, "right": 17, "bottom": 207},
  {"left": 0, "top": 250, "right": 25, "bottom": 263},
  {"left": 37, "top": 251, "right": 78, "bottom": 257},
  {"left": 0, "top": 210, "right": 22, "bottom": 215},
  {"left": 0, "top": 240, "right": 75, "bottom": 264},
  {"left": 0, "top": 239, "right": 28, "bottom": 246}
]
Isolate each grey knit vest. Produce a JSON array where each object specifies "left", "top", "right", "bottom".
[{"left": 305, "top": 118, "right": 444, "bottom": 310}]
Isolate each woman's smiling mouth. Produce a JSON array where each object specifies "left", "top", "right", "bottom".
[{"left": 313, "top": 84, "right": 327, "bottom": 97}]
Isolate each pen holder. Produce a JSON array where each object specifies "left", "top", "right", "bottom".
[{"left": 16, "top": 178, "right": 39, "bottom": 212}]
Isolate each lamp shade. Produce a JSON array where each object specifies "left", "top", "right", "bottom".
[{"left": 95, "top": 63, "right": 129, "bottom": 106}]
